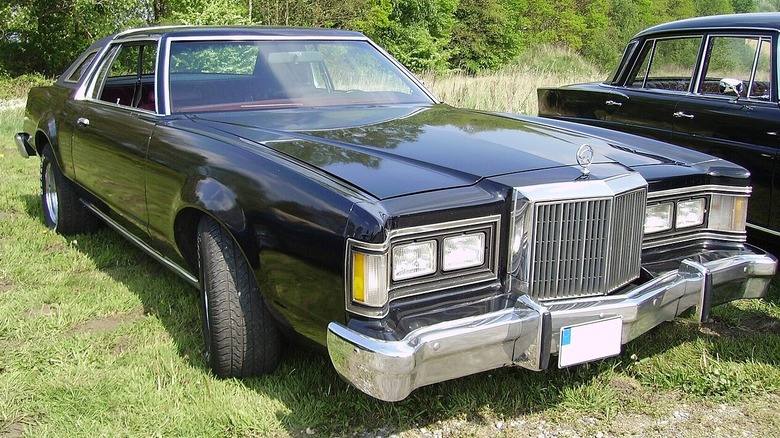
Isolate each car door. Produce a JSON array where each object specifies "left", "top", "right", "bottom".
[
  {"left": 70, "top": 41, "right": 159, "bottom": 237},
  {"left": 672, "top": 35, "right": 779, "bottom": 230},
  {"left": 604, "top": 36, "right": 705, "bottom": 143}
]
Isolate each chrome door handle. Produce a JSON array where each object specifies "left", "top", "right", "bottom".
[
  {"left": 673, "top": 111, "right": 694, "bottom": 119},
  {"left": 605, "top": 100, "right": 622, "bottom": 107},
  {"left": 76, "top": 117, "right": 90, "bottom": 128}
]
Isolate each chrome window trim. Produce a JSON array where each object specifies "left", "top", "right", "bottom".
[
  {"left": 62, "top": 50, "right": 100, "bottom": 84},
  {"left": 693, "top": 33, "right": 773, "bottom": 100},
  {"left": 345, "top": 215, "right": 501, "bottom": 318},
  {"left": 633, "top": 35, "right": 704, "bottom": 91},
  {"left": 80, "top": 39, "right": 162, "bottom": 115},
  {"left": 161, "top": 35, "right": 438, "bottom": 115},
  {"left": 74, "top": 37, "right": 162, "bottom": 102}
]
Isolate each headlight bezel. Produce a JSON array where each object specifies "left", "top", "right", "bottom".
[
  {"left": 345, "top": 215, "right": 500, "bottom": 318},
  {"left": 642, "top": 185, "right": 750, "bottom": 248}
]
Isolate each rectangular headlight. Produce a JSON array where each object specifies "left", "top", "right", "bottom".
[
  {"left": 676, "top": 198, "right": 706, "bottom": 228},
  {"left": 709, "top": 194, "right": 748, "bottom": 232},
  {"left": 351, "top": 251, "right": 388, "bottom": 307},
  {"left": 443, "top": 233, "right": 485, "bottom": 271},
  {"left": 644, "top": 202, "right": 673, "bottom": 234},
  {"left": 392, "top": 241, "right": 437, "bottom": 281}
]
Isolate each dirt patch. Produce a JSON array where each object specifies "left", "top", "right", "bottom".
[
  {"left": 361, "top": 393, "right": 780, "bottom": 438},
  {"left": 41, "top": 240, "right": 67, "bottom": 256},
  {"left": 701, "top": 316, "right": 780, "bottom": 338},
  {"left": 25, "top": 304, "right": 58, "bottom": 318},
  {"left": 608, "top": 375, "right": 643, "bottom": 402},
  {"left": 0, "top": 211, "right": 21, "bottom": 221},
  {"left": 2, "top": 422, "right": 25, "bottom": 438},
  {"left": 71, "top": 307, "right": 145, "bottom": 335},
  {"left": 0, "top": 277, "right": 16, "bottom": 293},
  {"left": 112, "top": 335, "right": 134, "bottom": 356}
]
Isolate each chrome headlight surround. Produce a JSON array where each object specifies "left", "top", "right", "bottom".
[
  {"left": 642, "top": 186, "right": 750, "bottom": 247},
  {"left": 346, "top": 215, "right": 500, "bottom": 318}
]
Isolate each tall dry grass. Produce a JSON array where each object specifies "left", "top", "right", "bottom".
[{"left": 420, "top": 45, "right": 608, "bottom": 115}]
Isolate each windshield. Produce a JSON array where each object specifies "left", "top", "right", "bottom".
[{"left": 167, "top": 39, "right": 434, "bottom": 113}]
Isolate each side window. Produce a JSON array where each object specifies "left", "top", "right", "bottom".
[
  {"left": 643, "top": 37, "right": 702, "bottom": 92},
  {"left": 65, "top": 51, "right": 98, "bottom": 83},
  {"left": 628, "top": 42, "right": 653, "bottom": 87},
  {"left": 611, "top": 40, "right": 639, "bottom": 84},
  {"left": 752, "top": 39, "right": 772, "bottom": 100},
  {"left": 89, "top": 42, "right": 158, "bottom": 110},
  {"left": 699, "top": 36, "right": 769, "bottom": 99}
]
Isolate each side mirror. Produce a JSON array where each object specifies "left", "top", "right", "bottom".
[{"left": 719, "top": 78, "right": 744, "bottom": 97}]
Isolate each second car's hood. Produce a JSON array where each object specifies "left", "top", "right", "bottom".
[{"left": 187, "top": 104, "right": 677, "bottom": 199}]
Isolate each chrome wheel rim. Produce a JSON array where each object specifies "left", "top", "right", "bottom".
[{"left": 44, "top": 163, "right": 59, "bottom": 226}]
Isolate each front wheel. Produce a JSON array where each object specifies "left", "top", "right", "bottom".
[
  {"left": 198, "top": 216, "right": 280, "bottom": 377},
  {"left": 40, "top": 146, "right": 98, "bottom": 235}
]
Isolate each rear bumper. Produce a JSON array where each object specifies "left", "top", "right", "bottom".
[
  {"left": 327, "top": 245, "right": 776, "bottom": 401},
  {"left": 15, "top": 133, "right": 35, "bottom": 158}
]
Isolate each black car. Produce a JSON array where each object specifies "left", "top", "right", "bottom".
[
  {"left": 15, "top": 26, "right": 777, "bottom": 401},
  {"left": 538, "top": 13, "right": 780, "bottom": 240}
]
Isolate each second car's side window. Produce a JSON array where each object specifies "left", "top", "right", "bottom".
[
  {"left": 642, "top": 37, "right": 702, "bottom": 92},
  {"left": 699, "top": 36, "right": 770, "bottom": 100}
]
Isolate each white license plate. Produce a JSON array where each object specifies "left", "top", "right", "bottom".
[{"left": 558, "top": 316, "right": 623, "bottom": 368}]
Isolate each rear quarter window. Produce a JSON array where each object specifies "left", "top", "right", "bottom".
[{"left": 64, "top": 51, "right": 99, "bottom": 83}]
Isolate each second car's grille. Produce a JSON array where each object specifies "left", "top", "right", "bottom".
[{"left": 529, "top": 187, "right": 645, "bottom": 300}]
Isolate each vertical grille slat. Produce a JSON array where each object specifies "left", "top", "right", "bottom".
[{"left": 527, "top": 188, "right": 646, "bottom": 301}]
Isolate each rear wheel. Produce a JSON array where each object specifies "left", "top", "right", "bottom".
[
  {"left": 198, "top": 216, "right": 280, "bottom": 377},
  {"left": 40, "top": 146, "right": 99, "bottom": 235}
]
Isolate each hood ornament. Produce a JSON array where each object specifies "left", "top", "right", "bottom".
[{"left": 576, "top": 144, "right": 594, "bottom": 176}]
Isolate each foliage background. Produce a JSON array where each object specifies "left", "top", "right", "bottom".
[{"left": 2, "top": 0, "right": 777, "bottom": 77}]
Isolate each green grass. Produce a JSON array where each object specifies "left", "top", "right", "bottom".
[{"left": 2, "top": 74, "right": 780, "bottom": 436}]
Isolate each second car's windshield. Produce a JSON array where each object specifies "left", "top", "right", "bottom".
[{"left": 167, "top": 39, "right": 433, "bottom": 113}]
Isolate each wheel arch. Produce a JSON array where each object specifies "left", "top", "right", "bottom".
[
  {"left": 33, "top": 112, "right": 61, "bottom": 156},
  {"left": 172, "top": 178, "right": 260, "bottom": 276},
  {"left": 34, "top": 129, "right": 54, "bottom": 156}
]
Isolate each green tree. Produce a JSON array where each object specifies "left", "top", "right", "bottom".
[
  {"left": 166, "top": 0, "right": 249, "bottom": 25},
  {"left": 0, "top": 0, "right": 148, "bottom": 75},
  {"left": 732, "top": 0, "right": 757, "bottom": 11},
  {"left": 446, "top": 0, "right": 525, "bottom": 72},
  {"left": 355, "top": 0, "right": 457, "bottom": 73},
  {"left": 694, "top": 0, "right": 735, "bottom": 15}
]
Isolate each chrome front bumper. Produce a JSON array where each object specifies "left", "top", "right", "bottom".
[{"left": 327, "top": 246, "right": 776, "bottom": 402}]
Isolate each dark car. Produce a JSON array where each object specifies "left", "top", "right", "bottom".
[
  {"left": 15, "top": 26, "right": 776, "bottom": 401},
  {"left": 538, "top": 13, "right": 780, "bottom": 240}
]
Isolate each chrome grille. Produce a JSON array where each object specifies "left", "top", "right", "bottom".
[{"left": 528, "top": 188, "right": 646, "bottom": 300}]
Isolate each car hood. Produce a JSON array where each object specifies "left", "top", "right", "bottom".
[{"left": 187, "top": 104, "right": 677, "bottom": 199}]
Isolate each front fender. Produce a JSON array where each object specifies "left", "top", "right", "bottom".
[{"left": 179, "top": 176, "right": 258, "bottom": 267}]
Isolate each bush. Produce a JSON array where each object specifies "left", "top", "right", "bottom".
[{"left": 0, "top": 74, "right": 53, "bottom": 101}]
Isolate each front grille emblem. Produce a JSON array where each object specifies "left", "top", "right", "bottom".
[{"left": 576, "top": 144, "right": 594, "bottom": 175}]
